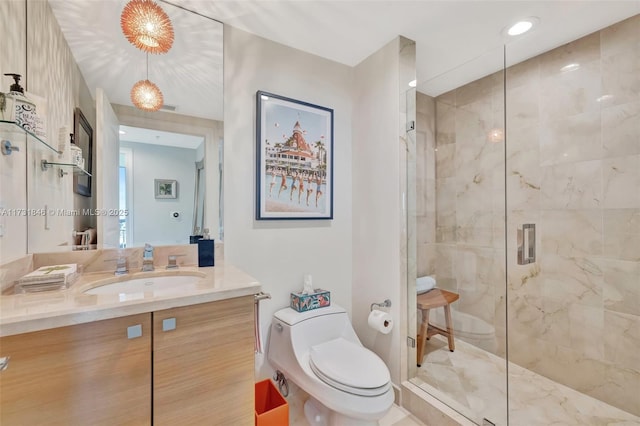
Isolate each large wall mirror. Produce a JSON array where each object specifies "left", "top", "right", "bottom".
[{"left": 20, "top": 0, "right": 223, "bottom": 253}]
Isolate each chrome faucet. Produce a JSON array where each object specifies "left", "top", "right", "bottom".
[
  {"left": 115, "top": 257, "right": 128, "bottom": 275},
  {"left": 166, "top": 254, "right": 185, "bottom": 269},
  {"left": 104, "top": 256, "right": 129, "bottom": 275},
  {"left": 142, "top": 243, "right": 154, "bottom": 272},
  {"left": 166, "top": 255, "right": 179, "bottom": 269},
  {"left": 108, "top": 256, "right": 128, "bottom": 275}
]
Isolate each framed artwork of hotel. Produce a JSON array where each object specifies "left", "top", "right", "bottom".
[{"left": 256, "top": 91, "right": 333, "bottom": 220}]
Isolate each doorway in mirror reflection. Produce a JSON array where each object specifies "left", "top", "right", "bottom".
[{"left": 118, "top": 126, "right": 204, "bottom": 247}]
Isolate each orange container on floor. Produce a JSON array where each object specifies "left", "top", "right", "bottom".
[{"left": 255, "top": 379, "right": 289, "bottom": 426}]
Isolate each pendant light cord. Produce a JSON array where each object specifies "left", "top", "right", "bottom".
[{"left": 146, "top": 53, "right": 149, "bottom": 81}]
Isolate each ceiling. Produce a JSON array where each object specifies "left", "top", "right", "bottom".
[
  {"left": 49, "top": 0, "right": 224, "bottom": 121},
  {"left": 208, "top": 0, "right": 639, "bottom": 95},
  {"left": 50, "top": 0, "right": 639, "bottom": 123},
  {"left": 120, "top": 125, "right": 204, "bottom": 149}
]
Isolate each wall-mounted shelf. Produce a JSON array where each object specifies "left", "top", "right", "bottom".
[
  {"left": 0, "top": 119, "right": 61, "bottom": 154},
  {"left": 41, "top": 160, "right": 91, "bottom": 177}
]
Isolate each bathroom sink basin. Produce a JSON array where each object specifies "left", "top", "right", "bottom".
[{"left": 84, "top": 273, "right": 205, "bottom": 296}]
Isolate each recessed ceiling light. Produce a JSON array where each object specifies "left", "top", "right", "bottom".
[
  {"left": 505, "top": 17, "right": 539, "bottom": 37},
  {"left": 409, "top": 79, "right": 417, "bottom": 88},
  {"left": 508, "top": 20, "right": 533, "bottom": 36}
]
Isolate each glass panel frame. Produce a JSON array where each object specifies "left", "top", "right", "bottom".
[{"left": 407, "top": 45, "right": 508, "bottom": 426}]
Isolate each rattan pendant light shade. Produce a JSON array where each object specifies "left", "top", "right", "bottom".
[{"left": 121, "top": 0, "right": 174, "bottom": 54}]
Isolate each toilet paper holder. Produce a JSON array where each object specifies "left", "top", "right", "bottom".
[{"left": 370, "top": 299, "right": 392, "bottom": 311}]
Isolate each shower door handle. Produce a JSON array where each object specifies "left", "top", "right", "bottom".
[{"left": 517, "top": 224, "right": 536, "bottom": 265}]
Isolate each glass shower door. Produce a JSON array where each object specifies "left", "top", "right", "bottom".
[
  {"left": 504, "top": 15, "right": 640, "bottom": 425},
  {"left": 408, "top": 46, "right": 508, "bottom": 425},
  {"left": 408, "top": 12, "right": 640, "bottom": 426}
]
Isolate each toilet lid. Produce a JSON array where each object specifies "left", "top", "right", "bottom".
[{"left": 309, "top": 338, "right": 390, "bottom": 396}]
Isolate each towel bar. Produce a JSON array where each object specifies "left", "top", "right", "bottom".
[
  {"left": 254, "top": 291, "right": 271, "bottom": 303},
  {"left": 254, "top": 292, "right": 271, "bottom": 354}
]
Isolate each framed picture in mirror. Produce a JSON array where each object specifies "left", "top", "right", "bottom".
[
  {"left": 155, "top": 179, "right": 178, "bottom": 199},
  {"left": 73, "top": 107, "right": 93, "bottom": 197},
  {"left": 255, "top": 91, "right": 334, "bottom": 220}
]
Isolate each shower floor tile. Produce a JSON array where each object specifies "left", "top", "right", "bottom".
[{"left": 413, "top": 335, "right": 640, "bottom": 426}]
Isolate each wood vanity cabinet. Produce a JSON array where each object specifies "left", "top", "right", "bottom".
[
  {"left": 0, "top": 296, "right": 255, "bottom": 425},
  {"left": 0, "top": 313, "right": 152, "bottom": 426},
  {"left": 153, "top": 295, "right": 255, "bottom": 425}
]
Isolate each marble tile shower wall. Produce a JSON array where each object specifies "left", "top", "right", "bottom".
[{"left": 418, "top": 14, "right": 639, "bottom": 416}]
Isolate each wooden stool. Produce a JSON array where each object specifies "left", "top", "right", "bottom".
[{"left": 416, "top": 289, "right": 460, "bottom": 367}]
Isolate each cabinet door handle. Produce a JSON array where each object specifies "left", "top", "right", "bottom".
[
  {"left": 162, "top": 317, "right": 177, "bottom": 331},
  {"left": 127, "top": 324, "right": 143, "bottom": 339},
  {"left": 0, "top": 356, "right": 10, "bottom": 371}
]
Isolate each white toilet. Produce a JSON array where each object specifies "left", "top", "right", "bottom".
[{"left": 267, "top": 304, "right": 394, "bottom": 426}]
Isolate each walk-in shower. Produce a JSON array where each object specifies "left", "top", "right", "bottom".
[{"left": 407, "top": 14, "right": 640, "bottom": 426}]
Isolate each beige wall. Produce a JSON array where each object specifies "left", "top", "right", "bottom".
[
  {"left": 224, "top": 25, "right": 416, "bottom": 390},
  {"left": 352, "top": 36, "right": 415, "bottom": 385},
  {"left": 223, "top": 24, "right": 354, "bottom": 374},
  {"left": 26, "top": 0, "right": 96, "bottom": 252},
  {"left": 0, "top": 0, "right": 94, "bottom": 260},
  {"left": 418, "top": 14, "right": 640, "bottom": 415},
  {"left": 0, "top": 1, "right": 27, "bottom": 262}
]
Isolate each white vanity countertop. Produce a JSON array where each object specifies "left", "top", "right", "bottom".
[{"left": 0, "top": 262, "right": 260, "bottom": 337}]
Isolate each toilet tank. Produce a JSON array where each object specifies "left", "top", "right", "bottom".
[{"left": 268, "top": 305, "right": 360, "bottom": 370}]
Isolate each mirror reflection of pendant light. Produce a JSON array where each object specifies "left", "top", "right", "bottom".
[
  {"left": 131, "top": 54, "right": 163, "bottom": 111},
  {"left": 121, "top": 0, "right": 174, "bottom": 54}
]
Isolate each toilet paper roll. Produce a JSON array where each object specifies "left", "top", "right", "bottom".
[{"left": 368, "top": 309, "right": 393, "bottom": 334}]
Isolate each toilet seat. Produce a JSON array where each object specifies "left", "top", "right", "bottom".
[{"left": 309, "top": 338, "right": 391, "bottom": 397}]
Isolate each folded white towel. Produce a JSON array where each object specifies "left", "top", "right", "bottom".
[
  {"left": 18, "top": 264, "right": 77, "bottom": 284},
  {"left": 417, "top": 275, "right": 436, "bottom": 294}
]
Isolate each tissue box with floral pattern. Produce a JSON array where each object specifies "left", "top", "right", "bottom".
[{"left": 290, "top": 289, "right": 331, "bottom": 312}]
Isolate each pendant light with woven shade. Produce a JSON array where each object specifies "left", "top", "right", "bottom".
[
  {"left": 121, "top": 0, "right": 174, "bottom": 54},
  {"left": 131, "top": 54, "right": 163, "bottom": 111}
]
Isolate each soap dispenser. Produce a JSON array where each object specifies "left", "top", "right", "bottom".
[
  {"left": 69, "top": 133, "right": 83, "bottom": 168},
  {"left": 197, "top": 228, "right": 214, "bottom": 267},
  {"left": 0, "top": 73, "right": 36, "bottom": 127},
  {"left": 190, "top": 226, "right": 203, "bottom": 244}
]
